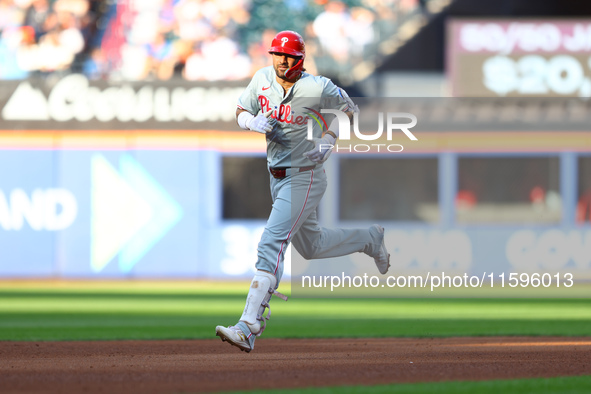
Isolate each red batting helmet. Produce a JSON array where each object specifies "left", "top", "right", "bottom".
[{"left": 268, "top": 30, "right": 305, "bottom": 79}]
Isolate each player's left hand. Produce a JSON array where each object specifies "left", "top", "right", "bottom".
[{"left": 303, "top": 135, "right": 336, "bottom": 163}]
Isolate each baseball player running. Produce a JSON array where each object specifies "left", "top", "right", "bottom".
[{"left": 215, "top": 31, "right": 390, "bottom": 352}]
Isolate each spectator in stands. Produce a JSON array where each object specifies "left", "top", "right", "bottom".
[
  {"left": 183, "top": 45, "right": 206, "bottom": 81},
  {"left": 312, "top": 1, "right": 351, "bottom": 64},
  {"left": 174, "top": 0, "right": 212, "bottom": 42},
  {"left": 0, "top": 26, "right": 30, "bottom": 79},
  {"left": 0, "top": 0, "right": 422, "bottom": 81},
  {"left": 1, "top": 0, "right": 93, "bottom": 76},
  {"left": 57, "top": 11, "right": 85, "bottom": 56},
  {"left": 119, "top": 42, "right": 150, "bottom": 80},
  {"left": 53, "top": 0, "right": 90, "bottom": 18},
  {"left": 14, "top": 25, "right": 36, "bottom": 75},
  {"left": 348, "top": 6, "right": 375, "bottom": 59},
  {"left": 145, "top": 31, "right": 175, "bottom": 80},
  {"left": 24, "top": 0, "right": 51, "bottom": 40},
  {"left": 83, "top": 47, "right": 107, "bottom": 79},
  {"left": 37, "top": 30, "right": 74, "bottom": 72},
  {"left": 170, "top": 38, "right": 194, "bottom": 78},
  {"left": 0, "top": 0, "right": 24, "bottom": 31},
  {"left": 184, "top": 34, "right": 250, "bottom": 81}
]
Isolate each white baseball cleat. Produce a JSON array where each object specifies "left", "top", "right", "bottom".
[
  {"left": 371, "top": 224, "right": 390, "bottom": 274},
  {"left": 215, "top": 325, "right": 252, "bottom": 353}
]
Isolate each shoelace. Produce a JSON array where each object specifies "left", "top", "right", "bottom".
[{"left": 255, "top": 288, "right": 288, "bottom": 337}]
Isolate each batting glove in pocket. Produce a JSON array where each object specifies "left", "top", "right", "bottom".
[{"left": 303, "top": 135, "right": 336, "bottom": 163}]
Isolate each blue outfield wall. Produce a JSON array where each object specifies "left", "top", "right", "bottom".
[
  {"left": 0, "top": 148, "right": 590, "bottom": 280},
  {"left": 0, "top": 150, "right": 56, "bottom": 276},
  {"left": 1, "top": 149, "right": 214, "bottom": 278},
  {"left": 1, "top": 77, "right": 589, "bottom": 281}
]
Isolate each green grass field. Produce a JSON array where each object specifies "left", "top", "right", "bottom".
[
  {"left": 237, "top": 376, "right": 591, "bottom": 394},
  {"left": 0, "top": 280, "right": 590, "bottom": 341},
  {"left": 1, "top": 280, "right": 589, "bottom": 393}
]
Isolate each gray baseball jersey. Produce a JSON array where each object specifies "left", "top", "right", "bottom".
[
  {"left": 237, "top": 66, "right": 349, "bottom": 168},
  {"left": 232, "top": 66, "right": 383, "bottom": 351}
]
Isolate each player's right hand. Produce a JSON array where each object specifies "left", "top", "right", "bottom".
[{"left": 248, "top": 110, "right": 276, "bottom": 134}]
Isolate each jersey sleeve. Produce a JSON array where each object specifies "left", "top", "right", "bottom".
[
  {"left": 237, "top": 72, "right": 261, "bottom": 115},
  {"left": 321, "top": 79, "right": 351, "bottom": 112}
]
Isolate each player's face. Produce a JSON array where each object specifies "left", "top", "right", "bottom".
[{"left": 271, "top": 52, "right": 299, "bottom": 80}]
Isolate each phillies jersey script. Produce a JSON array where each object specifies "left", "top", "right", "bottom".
[{"left": 237, "top": 66, "right": 349, "bottom": 168}]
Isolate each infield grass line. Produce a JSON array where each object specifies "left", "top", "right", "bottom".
[
  {"left": 1, "top": 281, "right": 590, "bottom": 341},
  {"left": 230, "top": 375, "right": 591, "bottom": 394}
]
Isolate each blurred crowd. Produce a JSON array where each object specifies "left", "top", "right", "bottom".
[
  {"left": 0, "top": 0, "right": 427, "bottom": 81},
  {"left": 0, "top": 0, "right": 107, "bottom": 78}
]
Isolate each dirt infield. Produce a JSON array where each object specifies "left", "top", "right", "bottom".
[{"left": 1, "top": 337, "right": 590, "bottom": 393}]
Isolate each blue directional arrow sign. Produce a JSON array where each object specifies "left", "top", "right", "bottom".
[{"left": 90, "top": 154, "right": 183, "bottom": 273}]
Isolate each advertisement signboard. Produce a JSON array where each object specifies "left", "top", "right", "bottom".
[{"left": 447, "top": 19, "right": 591, "bottom": 97}]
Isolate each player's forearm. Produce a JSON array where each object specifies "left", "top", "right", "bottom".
[
  {"left": 324, "top": 116, "right": 340, "bottom": 140},
  {"left": 236, "top": 109, "right": 253, "bottom": 130}
]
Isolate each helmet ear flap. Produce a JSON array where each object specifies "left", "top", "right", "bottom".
[{"left": 285, "top": 56, "right": 304, "bottom": 79}]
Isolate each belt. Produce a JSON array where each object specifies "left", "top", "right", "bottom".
[{"left": 269, "top": 165, "right": 316, "bottom": 179}]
